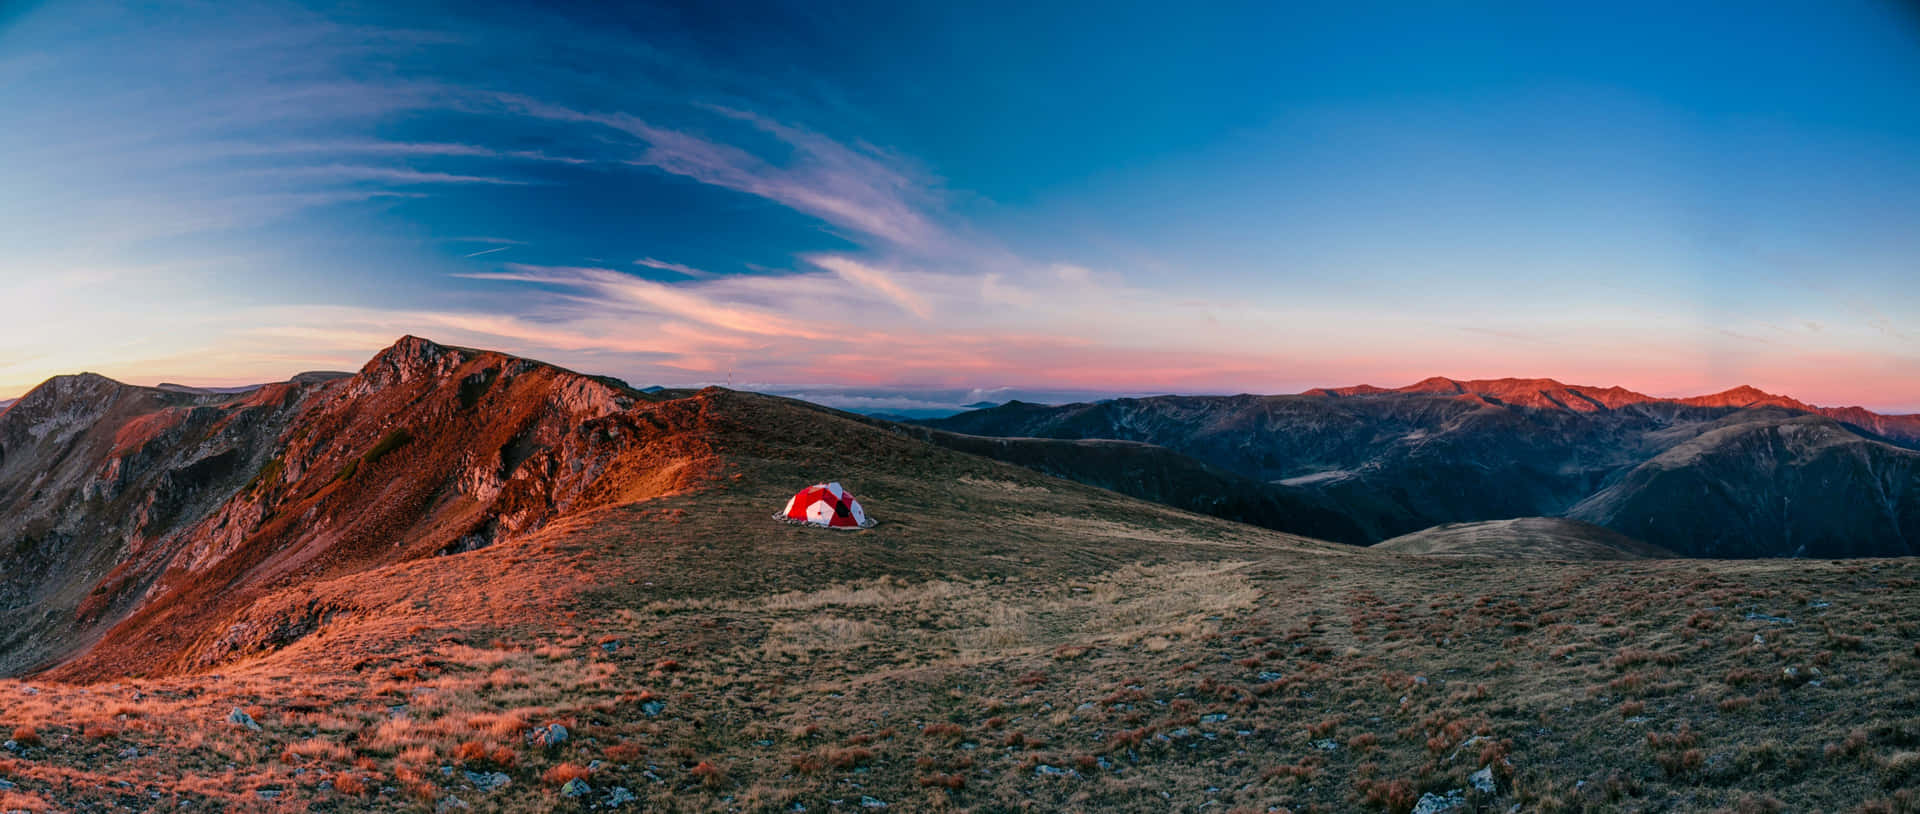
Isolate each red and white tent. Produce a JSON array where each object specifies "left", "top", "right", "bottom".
[{"left": 776, "top": 482, "right": 874, "bottom": 529}]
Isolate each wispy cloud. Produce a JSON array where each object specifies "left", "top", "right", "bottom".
[
  {"left": 462, "top": 264, "right": 832, "bottom": 340},
  {"left": 212, "top": 139, "right": 591, "bottom": 164},
  {"left": 807, "top": 255, "right": 932, "bottom": 319},
  {"left": 249, "top": 165, "right": 527, "bottom": 185},
  {"left": 635, "top": 257, "right": 710, "bottom": 277},
  {"left": 485, "top": 93, "right": 941, "bottom": 249},
  {"left": 461, "top": 246, "right": 512, "bottom": 258}
]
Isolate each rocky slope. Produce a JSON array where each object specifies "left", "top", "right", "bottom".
[
  {"left": 920, "top": 378, "right": 1920, "bottom": 556},
  {"left": 0, "top": 373, "right": 323, "bottom": 676},
  {"left": 0, "top": 337, "right": 1337, "bottom": 683},
  {"left": 0, "top": 338, "right": 730, "bottom": 679}
]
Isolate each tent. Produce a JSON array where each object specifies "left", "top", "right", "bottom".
[{"left": 776, "top": 482, "right": 874, "bottom": 529}]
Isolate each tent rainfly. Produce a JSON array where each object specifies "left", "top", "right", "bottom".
[{"left": 776, "top": 482, "right": 875, "bottom": 529}]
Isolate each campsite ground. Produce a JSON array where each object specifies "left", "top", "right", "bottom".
[{"left": 2, "top": 393, "right": 1918, "bottom": 812}]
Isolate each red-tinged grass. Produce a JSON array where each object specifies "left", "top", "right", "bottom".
[
  {"left": 921, "top": 722, "right": 966, "bottom": 742},
  {"left": 0, "top": 791, "right": 53, "bottom": 812},
  {"left": 282, "top": 737, "right": 353, "bottom": 764},
  {"left": 1357, "top": 777, "right": 1418, "bottom": 812},
  {"left": 541, "top": 762, "right": 592, "bottom": 785},
  {"left": 689, "top": 760, "right": 725, "bottom": 788},
  {"left": 918, "top": 772, "right": 965, "bottom": 789},
  {"left": 826, "top": 746, "right": 875, "bottom": 770},
  {"left": 0, "top": 480, "right": 1914, "bottom": 813}
]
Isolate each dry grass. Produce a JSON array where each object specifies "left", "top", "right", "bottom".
[{"left": 0, "top": 433, "right": 1914, "bottom": 811}]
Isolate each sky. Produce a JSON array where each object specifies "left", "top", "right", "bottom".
[{"left": 2, "top": 0, "right": 1918, "bottom": 413}]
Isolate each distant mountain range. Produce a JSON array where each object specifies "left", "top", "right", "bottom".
[{"left": 917, "top": 377, "right": 1920, "bottom": 558}]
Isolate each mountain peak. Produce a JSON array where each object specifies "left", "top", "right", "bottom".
[
  {"left": 357, "top": 335, "right": 470, "bottom": 390},
  {"left": 1400, "top": 376, "right": 1465, "bottom": 394},
  {"left": 1679, "top": 385, "right": 1809, "bottom": 410}
]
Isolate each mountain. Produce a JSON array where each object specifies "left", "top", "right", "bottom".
[
  {"left": 1372, "top": 517, "right": 1673, "bottom": 560},
  {"left": 918, "top": 378, "right": 1920, "bottom": 556},
  {"left": 884, "top": 424, "right": 1370, "bottom": 543},
  {"left": 7, "top": 338, "right": 731, "bottom": 680},
  {"left": 0, "top": 398, "right": 15, "bottom": 413},
  {"left": 3, "top": 340, "right": 1918, "bottom": 813},
  {"left": 0, "top": 337, "right": 1326, "bottom": 682},
  {"left": 0, "top": 372, "right": 315, "bottom": 676},
  {"left": 1569, "top": 412, "right": 1920, "bottom": 557}
]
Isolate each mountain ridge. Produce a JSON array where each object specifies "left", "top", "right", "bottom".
[
  {"left": 1304, "top": 376, "right": 1917, "bottom": 428},
  {"left": 920, "top": 379, "right": 1920, "bottom": 557},
  {"left": 1, "top": 336, "right": 1329, "bottom": 682}
]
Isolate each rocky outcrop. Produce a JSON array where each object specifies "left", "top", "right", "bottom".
[
  {"left": 0, "top": 374, "right": 313, "bottom": 676},
  {"left": 1, "top": 337, "right": 721, "bottom": 680}
]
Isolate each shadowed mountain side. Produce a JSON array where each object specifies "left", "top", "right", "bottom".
[
  {"left": 1569, "top": 413, "right": 1920, "bottom": 558},
  {"left": 920, "top": 384, "right": 1920, "bottom": 556},
  {"left": 877, "top": 424, "right": 1371, "bottom": 544},
  {"left": 1371, "top": 517, "right": 1674, "bottom": 560},
  {"left": 0, "top": 373, "right": 318, "bottom": 677}
]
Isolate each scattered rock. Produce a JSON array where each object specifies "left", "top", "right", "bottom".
[
  {"left": 0, "top": 779, "right": 15, "bottom": 791},
  {"left": 1470, "top": 765, "right": 1496, "bottom": 793},
  {"left": 256, "top": 789, "right": 282, "bottom": 800},
  {"left": 437, "top": 796, "right": 470, "bottom": 811},
  {"left": 605, "top": 787, "right": 637, "bottom": 807},
  {"left": 860, "top": 796, "right": 888, "bottom": 808},
  {"left": 465, "top": 770, "right": 510, "bottom": 792},
  {"left": 1256, "top": 671, "right": 1284, "bottom": 682},
  {"left": 1035, "top": 764, "right": 1066, "bottom": 776},
  {"left": 1200, "top": 713, "right": 1229, "bottom": 724},
  {"left": 1744, "top": 612, "right": 1794, "bottom": 625},
  {"left": 1312, "top": 739, "right": 1339, "bottom": 751},
  {"left": 1412, "top": 789, "right": 1466, "bottom": 813},
  {"left": 641, "top": 700, "right": 666, "bottom": 718},
  {"left": 527, "top": 723, "right": 568, "bottom": 748},
  {"left": 1753, "top": 634, "right": 1765, "bottom": 645},
  {"left": 227, "top": 708, "right": 261, "bottom": 731},
  {"left": 561, "top": 778, "right": 591, "bottom": 797}
]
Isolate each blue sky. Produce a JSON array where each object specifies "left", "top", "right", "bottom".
[{"left": 2, "top": 0, "right": 1918, "bottom": 411}]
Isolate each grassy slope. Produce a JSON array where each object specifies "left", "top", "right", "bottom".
[
  {"left": 1371, "top": 518, "right": 1675, "bottom": 561},
  {"left": 0, "top": 393, "right": 1917, "bottom": 813}
]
